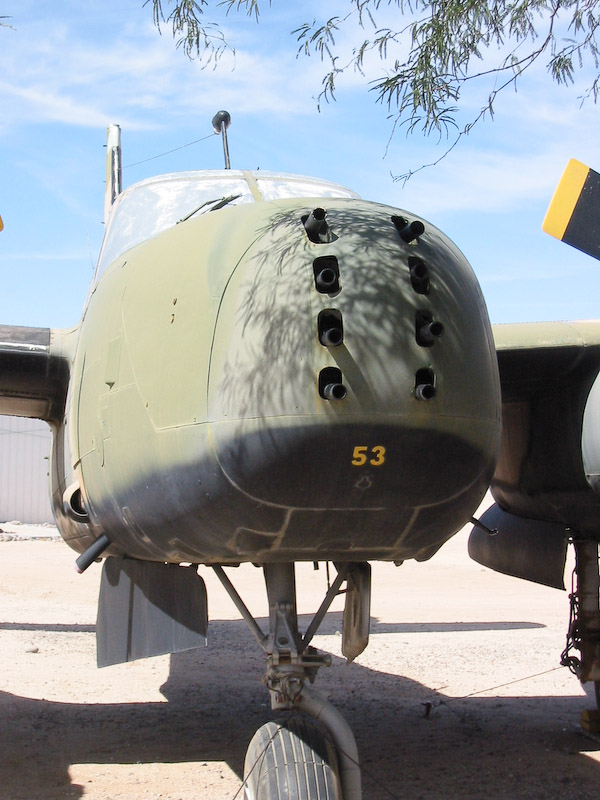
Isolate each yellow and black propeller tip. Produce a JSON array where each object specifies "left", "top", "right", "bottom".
[{"left": 543, "top": 158, "right": 600, "bottom": 261}]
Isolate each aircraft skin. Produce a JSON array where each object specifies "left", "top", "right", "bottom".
[{"left": 2, "top": 172, "right": 501, "bottom": 566}]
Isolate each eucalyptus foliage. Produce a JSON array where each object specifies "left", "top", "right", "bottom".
[{"left": 148, "top": 1, "right": 600, "bottom": 144}]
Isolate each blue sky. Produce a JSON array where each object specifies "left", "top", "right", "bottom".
[{"left": 1, "top": 1, "right": 600, "bottom": 330}]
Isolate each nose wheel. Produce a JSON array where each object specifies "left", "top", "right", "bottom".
[
  {"left": 244, "top": 715, "right": 342, "bottom": 800},
  {"left": 213, "top": 562, "right": 368, "bottom": 800}
]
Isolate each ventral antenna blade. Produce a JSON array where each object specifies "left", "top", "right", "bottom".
[{"left": 212, "top": 110, "right": 231, "bottom": 170}]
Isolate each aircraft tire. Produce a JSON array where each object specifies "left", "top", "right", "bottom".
[{"left": 243, "top": 715, "right": 343, "bottom": 800}]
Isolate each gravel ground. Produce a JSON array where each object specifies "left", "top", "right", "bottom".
[{"left": 1, "top": 524, "right": 599, "bottom": 800}]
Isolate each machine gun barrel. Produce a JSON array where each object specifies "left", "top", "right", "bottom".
[
  {"left": 322, "top": 381, "right": 347, "bottom": 400},
  {"left": 303, "top": 208, "right": 332, "bottom": 243}
]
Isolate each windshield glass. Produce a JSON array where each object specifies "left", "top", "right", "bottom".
[
  {"left": 255, "top": 174, "right": 359, "bottom": 201},
  {"left": 95, "top": 170, "right": 358, "bottom": 280}
]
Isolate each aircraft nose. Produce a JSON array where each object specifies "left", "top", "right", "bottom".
[{"left": 207, "top": 200, "right": 500, "bottom": 515}]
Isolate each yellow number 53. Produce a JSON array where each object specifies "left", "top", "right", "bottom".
[{"left": 352, "top": 445, "right": 386, "bottom": 466}]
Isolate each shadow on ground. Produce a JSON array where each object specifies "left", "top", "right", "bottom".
[{"left": 0, "top": 614, "right": 598, "bottom": 800}]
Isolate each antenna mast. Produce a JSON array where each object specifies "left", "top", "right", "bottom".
[
  {"left": 104, "top": 124, "right": 122, "bottom": 223},
  {"left": 212, "top": 110, "right": 231, "bottom": 169}
]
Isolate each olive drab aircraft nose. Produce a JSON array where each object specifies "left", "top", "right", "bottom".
[
  {"left": 69, "top": 177, "right": 501, "bottom": 567},
  {"left": 0, "top": 118, "right": 507, "bottom": 800}
]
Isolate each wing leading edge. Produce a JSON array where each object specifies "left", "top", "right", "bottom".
[{"left": 0, "top": 324, "right": 74, "bottom": 423}]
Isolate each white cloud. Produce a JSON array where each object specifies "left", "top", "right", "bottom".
[
  {"left": 0, "top": 81, "right": 115, "bottom": 129},
  {"left": 0, "top": 10, "right": 333, "bottom": 135}
]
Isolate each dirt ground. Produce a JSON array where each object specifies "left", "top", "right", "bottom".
[{"left": 1, "top": 522, "right": 600, "bottom": 800}]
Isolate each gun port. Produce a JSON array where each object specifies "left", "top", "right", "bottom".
[
  {"left": 318, "top": 309, "right": 344, "bottom": 347},
  {"left": 319, "top": 367, "right": 347, "bottom": 400},
  {"left": 408, "top": 256, "right": 430, "bottom": 295},
  {"left": 392, "top": 215, "right": 425, "bottom": 244},
  {"left": 415, "top": 311, "right": 444, "bottom": 347},
  {"left": 303, "top": 208, "right": 335, "bottom": 243},
  {"left": 415, "top": 368, "right": 436, "bottom": 400},
  {"left": 313, "top": 255, "right": 340, "bottom": 294}
]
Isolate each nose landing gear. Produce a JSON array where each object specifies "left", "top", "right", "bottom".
[{"left": 212, "top": 562, "right": 368, "bottom": 800}]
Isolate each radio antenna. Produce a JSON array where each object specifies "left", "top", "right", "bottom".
[
  {"left": 212, "top": 110, "right": 231, "bottom": 169},
  {"left": 104, "top": 124, "right": 122, "bottom": 223}
]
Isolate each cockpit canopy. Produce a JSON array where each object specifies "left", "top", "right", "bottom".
[{"left": 95, "top": 170, "right": 359, "bottom": 280}]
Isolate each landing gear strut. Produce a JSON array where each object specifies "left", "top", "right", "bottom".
[
  {"left": 213, "top": 562, "right": 369, "bottom": 800},
  {"left": 561, "top": 540, "right": 600, "bottom": 708}
]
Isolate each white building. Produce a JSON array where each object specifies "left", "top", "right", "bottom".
[{"left": 0, "top": 415, "right": 54, "bottom": 523}]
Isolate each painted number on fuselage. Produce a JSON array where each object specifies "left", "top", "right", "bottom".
[{"left": 352, "top": 446, "right": 386, "bottom": 466}]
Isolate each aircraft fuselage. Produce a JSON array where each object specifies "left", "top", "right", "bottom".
[{"left": 51, "top": 177, "right": 501, "bottom": 565}]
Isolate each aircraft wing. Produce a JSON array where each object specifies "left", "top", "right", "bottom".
[
  {"left": 0, "top": 324, "right": 72, "bottom": 423},
  {"left": 469, "top": 319, "right": 600, "bottom": 588}
]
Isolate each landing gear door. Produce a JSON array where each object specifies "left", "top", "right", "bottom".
[
  {"left": 97, "top": 557, "right": 208, "bottom": 667},
  {"left": 342, "top": 562, "right": 371, "bottom": 662}
]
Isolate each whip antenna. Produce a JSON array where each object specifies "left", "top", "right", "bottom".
[{"left": 212, "top": 110, "right": 231, "bottom": 169}]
